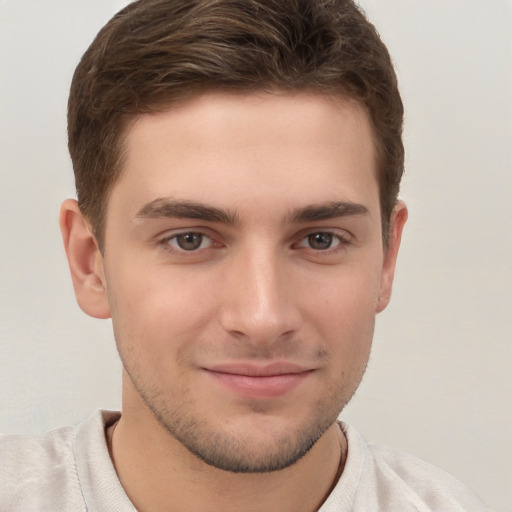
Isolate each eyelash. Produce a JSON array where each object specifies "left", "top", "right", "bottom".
[
  {"left": 294, "top": 231, "right": 350, "bottom": 253},
  {"left": 158, "top": 229, "right": 351, "bottom": 255},
  {"left": 159, "top": 231, "right": 217, "bottom": 253}
]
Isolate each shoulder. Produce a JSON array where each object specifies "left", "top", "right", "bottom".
[
  {"left": 0, "top": 410, "right": 118, "bottom": 512},
  {"left": 320, "top": 422, "right": 490, "bottom": 512},
  {"left": 1, "top": 421, "right": 74, "bottom": 467},
  {"left": 367, "top": 441, "right": 488, "bottom": 508},
  {"left": 0, "top": 421, "right": 83, "bottom": 510}
]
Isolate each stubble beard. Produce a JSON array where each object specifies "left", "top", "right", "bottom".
[{"left": 124, "top": 365, "right": 361, "bottom": 474}]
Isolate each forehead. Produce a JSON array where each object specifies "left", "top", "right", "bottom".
[{"left": 112, "top": 91, "right": 379, "bottom": 221}]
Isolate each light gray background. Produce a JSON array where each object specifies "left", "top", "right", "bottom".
[{"left": 0, "top": 1, "right": 510, "bottom": 511}]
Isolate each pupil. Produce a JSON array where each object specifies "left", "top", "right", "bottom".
[
  {"left": 309, "top": 233, "right": 332, "bottom": 250},
  {"left": 177, "top": 233, "right": 202, "bottom": 250}
]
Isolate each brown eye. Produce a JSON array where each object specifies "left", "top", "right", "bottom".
[
  {"left": 307, "top": 232, "right": 335, "bottom": 250},
  {"left": 172, "top": 232, "right": 206, "bottom": 251}
]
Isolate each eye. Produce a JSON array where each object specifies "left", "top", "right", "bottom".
[
  {"left": 165, "top": 232, "right": 213, "bottom": 251},
  {"left": 297, "top": 231, "right": 347, "bottom": 251},
  {"left": 307, "top": 232, "right": 336, "bottom": 250}
]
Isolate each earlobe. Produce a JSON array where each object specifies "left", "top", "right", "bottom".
[
  {"left": 376, "top": 201, "right": 408, "bottom": 313},
  {"left": 59, "top": 199, "right": 111, "bottom": 319}
]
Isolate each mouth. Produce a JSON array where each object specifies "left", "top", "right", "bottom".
[{"left": 203, "top": 362, "right": 314, "bottom": 399}]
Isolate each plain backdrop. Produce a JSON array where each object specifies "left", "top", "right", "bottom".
[{"left": 0, "top": 1, "right": 510, "bottom": 511}]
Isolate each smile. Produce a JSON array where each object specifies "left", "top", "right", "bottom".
[{"left": 203, "top": 363, "right": 313, "bottom": 399}]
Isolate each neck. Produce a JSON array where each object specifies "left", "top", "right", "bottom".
[{"left": 108, "top": 393, "right": 346, "bottom": 512}]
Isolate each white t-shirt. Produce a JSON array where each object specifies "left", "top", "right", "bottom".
[{"left": 0, "top": 411, "right": 490, "bottom": 511}]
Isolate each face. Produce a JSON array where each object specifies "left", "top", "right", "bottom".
[{"left": 95, "top": 92, "right": 404, "bottom": 472}]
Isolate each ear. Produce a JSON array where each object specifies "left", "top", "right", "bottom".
[
  {"left": 59, "top": 199, "right": 111, "bottom": 319},
  {"left": 376, "top": 200, "right": 408, "bottom": 313}
]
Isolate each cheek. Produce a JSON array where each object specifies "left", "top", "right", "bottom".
[
  {"left": 305, "top": 266, "right": 381, "bottom": 352},
  {"left": 111, "top": 260, "right": 216, "bottom": 322},
  {"left": 106, "top": 266, "right": 218, "bottom": 366}
]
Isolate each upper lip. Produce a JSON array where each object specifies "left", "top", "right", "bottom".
[{"left": 205, "top": 362, "right": 313, "bottom": 377}]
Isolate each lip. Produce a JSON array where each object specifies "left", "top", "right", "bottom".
[{"left": 203, "top": 362, "right": 313, "bottom": 399}]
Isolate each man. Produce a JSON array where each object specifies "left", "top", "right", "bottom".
[{"left": 0, "top": 0, "right": 490, "bottom": 510}]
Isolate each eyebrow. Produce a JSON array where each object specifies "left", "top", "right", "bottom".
[
  {"left": 135, "top": 198, "right": 368, "bottom": 225},
  {"left": 135, "top": 198, "right": 239, "bottom": 224},
  {"left": 288, "top": 201, "right": 369, "bottom": 223}
]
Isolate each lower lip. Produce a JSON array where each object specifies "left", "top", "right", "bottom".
[{"left": 206, "top": 370, "right": 311, "bottom": 399}]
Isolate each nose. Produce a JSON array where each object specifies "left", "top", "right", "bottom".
[{"left": 218, "top": 244, "right": 302, "bottom": 347}]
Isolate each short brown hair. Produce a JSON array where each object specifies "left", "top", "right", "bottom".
[{"left": 68, "top": 0, "right": 404, "bottom": 249}]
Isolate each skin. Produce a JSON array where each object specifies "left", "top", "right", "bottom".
[{"left": 60, "top": 91, "right": 407, "bottom": 512}]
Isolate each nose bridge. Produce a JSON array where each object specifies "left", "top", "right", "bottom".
[{"left": 219, "top": 239, "right": 299, "bottom": 343}]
